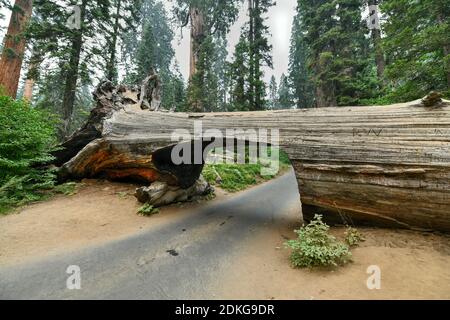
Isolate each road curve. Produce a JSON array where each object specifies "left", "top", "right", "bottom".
[{"left": 0, "top": 170, "right": 302, "bottom": 300}]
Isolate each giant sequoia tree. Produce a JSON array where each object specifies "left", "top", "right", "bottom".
[
  {"left": 0, "top": 0, "right": 33, "bottom": 98},
  {"left": 173, "top": 0, "right": 241, "bottom": 111}
]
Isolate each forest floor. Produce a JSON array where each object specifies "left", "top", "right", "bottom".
[{"left": 0, "top": 176, "right": 449, "bottom": 299}]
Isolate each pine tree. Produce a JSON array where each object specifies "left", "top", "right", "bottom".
[
  {"left": 121, "top": 0, "right": 185, "bottom": 111},
  {"left": 382, "top": 0, "right": 450, "bottom": 100},
  {"left": 229, "top": 0, "right": 274, "bottom": 111},
  {"left": 288, "top": 12, "right": 314, "bottom": 108},
  {"left": 267, "top": 75, "right": 278, "bottom": 110},
  {"left": 28, "top": 0, "right": 140, "bottom": 137},
  {"left": 104, "top": 0, "right": 141, "bottom": 83},
  {"left": 297, "top": 0, "right": 377, "bottom": 107},
  {"left": 247, "top": 0, "right": 274, "bottom": 110},
  {"left": 229, "top": 34, "right": 250, "bottom": 111},
  {"left": 277, "top": 73, "right": 293, "bottom": 109}
]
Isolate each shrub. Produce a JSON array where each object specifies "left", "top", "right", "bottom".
[
  {"left": 285, "top": 215, "right": 352, "bottom": 268},
  {"left": 0, "top": 96, "right": 57, "bottom": 214},
  {"left": 138, "top": 203, "right": 160, "bottom": 216},
  {"left": 344, "top": 227, "right": 365, "bottom": 247}
]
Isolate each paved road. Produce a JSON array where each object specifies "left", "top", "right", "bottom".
[{"left": 0, "top": 170, "right": 302, "bottom": 300}]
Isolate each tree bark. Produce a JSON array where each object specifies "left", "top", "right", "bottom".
[
  {"left": 369, "top": 0, "right": 385, "bottom": 80},
  {"left": 23, "top": 47, "right": 41, "bottom": 101},
  {"left": 106, "top": 0, "right": 121, "bottom": 82},
  {"left": 189, "top": 6, "right": 205, "bottom": 80},
  {"left": 61, "top": 0, "right": 87, "bottom": 138},
  {"left": 0, "top": 0, "right": 33, "bottom": 98},
  {"left": 55, "top": 84, "right": 450, "bottom": 233}
]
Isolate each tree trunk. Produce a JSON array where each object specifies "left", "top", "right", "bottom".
[
  {"left": 189, "top": 6, "right": 205, "bottom": 80},
  {"left": 372, "top": 27, "right": 385, "bottom": 79},
  {"left": 106, "top": 0, "right": 121, "bottom": 82},
  {"left": 54, "top": 83, "right": 450, "bottom": 233},
  {"left": 248, "top": 0, "right": 255, "bottom": 110},
  {"left": 0, "top": 0, "right": 33, "bottom": 98},
  {"left": 369, "top": 0, "right": 385, "bottom": 80},
  {"left": 61, "top": 0, "right": 87, "bottom": 138},
  {"left": 23, "top": 47, "right": 41, "bottom": 101}
]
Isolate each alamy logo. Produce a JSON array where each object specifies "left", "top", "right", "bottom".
[
  {"left": 66, "top": 265, "right": 81, "bottom": 290},
  {"left": 66, "top": 6, "right": 81, "bottom": 30},
  {"left": 366, "top": 265, "right": 381, "bottom": 290},
  {"left": 367, "top": 5, "right": 380, "bottom": 30}
]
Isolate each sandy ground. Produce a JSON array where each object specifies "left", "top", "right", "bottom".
[
  {"left": 1, "top": 179, "right": 449, "bottom": 299},
  {"left": 216, "top": 223, "right": 450, "bottom": 300}
]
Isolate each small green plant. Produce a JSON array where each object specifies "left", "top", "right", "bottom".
[
  {"left": 138, "top": 203, "right": 160, "bottom": 216},
  {"left": 117, "top": 191, "right": 129, "bottom": 199},
  {"left": 53, "top": 182, "right": 79, "bottom": 196},
  {"left": 344, "top": 227, "right": 365, "bottom": 247},
  {"left": 285, "top": 215, "right": 352, "bottom": 268}
]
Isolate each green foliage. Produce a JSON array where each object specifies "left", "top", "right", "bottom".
[
  {"left": 292, "top": 0, "right": 380, "bottom": 107},
  {"left": 381, "top": 0, "right": 450, "bottom": 102},
  {"left": 137, "top": 203, "right": 160, "bottom": 216},
  {"left": 344, "top": 227, "right": 365, "bottom": 247},
  {"left": 285, "top": 215, "right": 352, "bottom": 268},
  {"left": 229, "top": 0, "right": 275, "bottom": 111},
  {"left": 53, "top": 182, "right": 79, "bottom": 196},
  {"left": 277, "top": 73, "right": 293, "bottom": 109},
  {"left": 122, "top": 0, "right": 186, "bottom": 111},
  {"left": 203, "top": 148, "right": 291, "bottom": 192},
  {"left": 0, "top": 96, "right": 57, "bottom": 214},
  {"left": 288, "top": 13, "right": 315, "bottom": 108},
  {"left": 187, "top": 36, "right": 220, "bottom": 112}
]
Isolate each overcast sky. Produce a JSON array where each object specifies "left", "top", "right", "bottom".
[{"left": 1, "top": 0, "right": 298, "bottom": 84}]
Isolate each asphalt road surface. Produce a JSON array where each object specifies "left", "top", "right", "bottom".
[{"left": 0, "top": 170, "right": 302, "bottom": 300}]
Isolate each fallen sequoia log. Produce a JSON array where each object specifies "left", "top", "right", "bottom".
[{"left": 54, "top": 81, "right": 450, "bottom": 232}]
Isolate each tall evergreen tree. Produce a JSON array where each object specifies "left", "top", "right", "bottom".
[
  {"left": 288, "top": 11, "right": 314, "bottom": 108},
  {"left": 267, "top": 75, "right": 278, "bottom": 110},
  {"left": 122, "top": 0, "right": 186, "bottom": 111},
  {"left": 382, "top": 0, "right": 450, "bottom": 101},
  {"left": 29, "top": 0, "right": 140, "bottom": 137},
  {"left": 277, "top": 73, "right": 293, "bottom": 109},
  {"left": 229, "top": 0, "right": 274, "bottom": 111},
  {"left": 247, "top": 0, "right": 274, "bottom": 110},
  {"left": 229, "top": 34, "right": 250, "bottom": 111},
  {"left": 297, "top": 0, "right": 377, "bottom": 107},
  {"left": 104, "top": 0, "right": 141, "bottom": 83}
]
